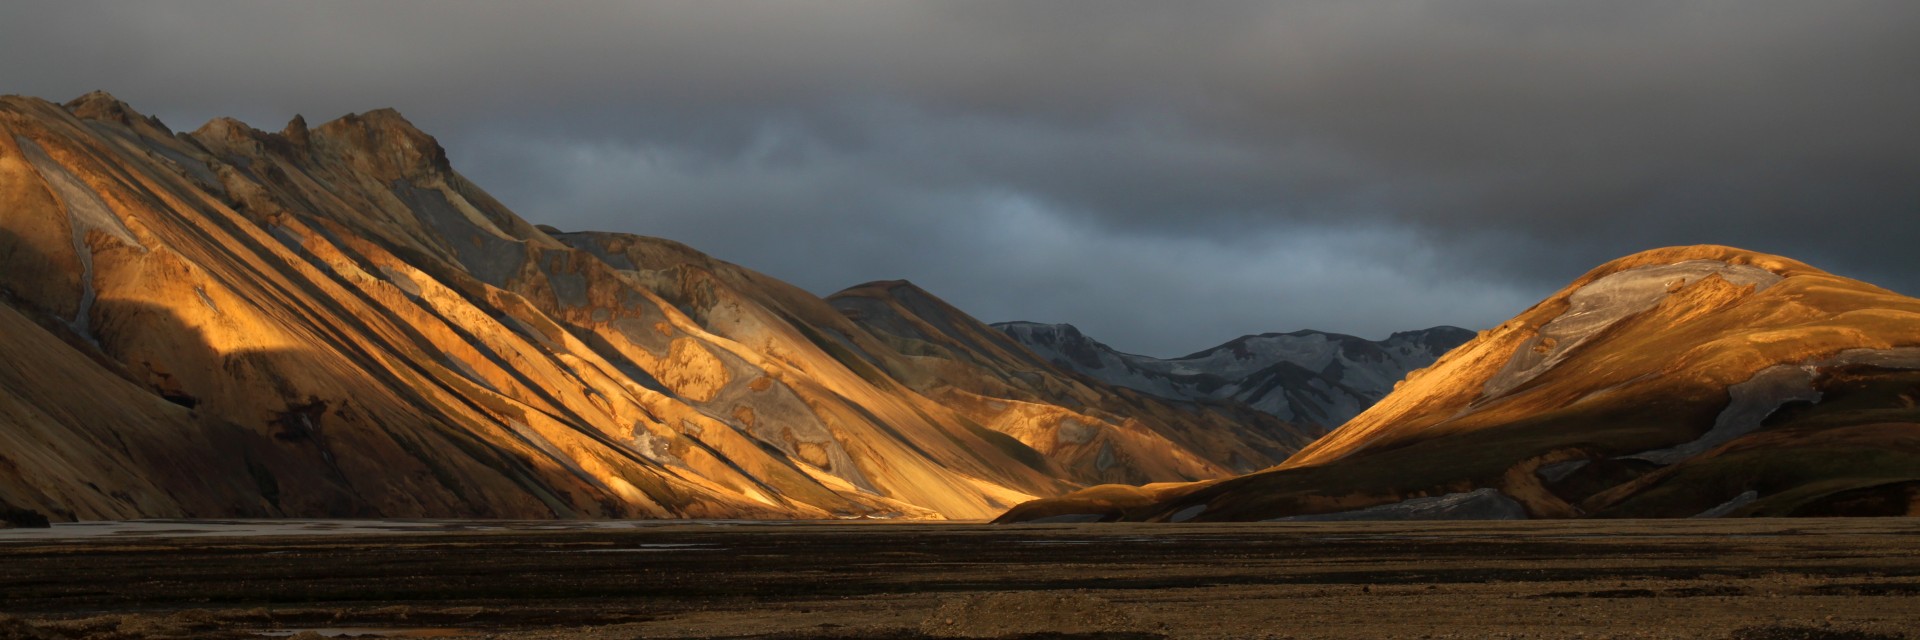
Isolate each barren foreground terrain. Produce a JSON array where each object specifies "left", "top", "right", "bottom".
[{"left": 1, "top": 519, "right": 1917, "bottom": 639}]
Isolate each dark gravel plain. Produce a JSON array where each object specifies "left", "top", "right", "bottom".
[{"left": 0, "top": 519, "right": 1916, "bottom": 639}]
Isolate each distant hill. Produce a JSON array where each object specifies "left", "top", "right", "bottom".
[{"left": 999, "top": 245, "right": 1920, "bottom": 522}]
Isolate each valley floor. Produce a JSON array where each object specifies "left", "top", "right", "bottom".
[{"left": 1, "top": 519, "right": 1917, "bottom": 639}]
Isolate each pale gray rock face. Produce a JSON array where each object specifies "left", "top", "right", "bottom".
[
  {"left": 996, "top": 321, "right": 1472, "bottom": 428},
  {"left": 393, "top": 178, "right": 526, "bottom": 287},
  {"left": 14, "top": 135, "right": 146, "bottom": 341},
  {"left": 1625, "top": 364, "right": 1823, "bottom": 465},
  {"left": 1691, "top": 490, "right": 1760, "bottom": 518},
  {"left": 1626, "top": 347, "right": 1920, "bottom": 465},
  {"left": 14, "top": 135, "right": 142, "bottom": 248},
  {"left": 1266, "top": 488, "right": 1529, "bottom": 521},
  {"left": 1019, "top": 513, "right": 1106, "bottom": 524},
  {"left": 1535, "top": 460, "right": 1591, "bottom": 483},
  {"left": 1483, "top": 260, "right": 1784, "bottom": 400},
  {"left": 1168, "top": 504, "right": 1207, "bottom": 522}
]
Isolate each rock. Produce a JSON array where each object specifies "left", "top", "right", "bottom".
[{"left": 0, "top": 506, "right": 50, "bottom": 529}]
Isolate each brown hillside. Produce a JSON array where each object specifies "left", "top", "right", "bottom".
[
  {"left": 999, "top": 245, "right": 1920, "bottom": 522},
  {"left": 0, "top": 93, "right": 1314, "bottom": 522}
]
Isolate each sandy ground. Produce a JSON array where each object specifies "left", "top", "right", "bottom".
[{"left": 1, "top": 519, "right": 1916, "bottom": 639}]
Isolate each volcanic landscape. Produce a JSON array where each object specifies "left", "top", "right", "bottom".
[{"left": 4, "top": 5, "right": 1920, "bottom": 635}]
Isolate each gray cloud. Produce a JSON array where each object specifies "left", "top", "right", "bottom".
[{"left": 3, "top": 1, "right": 1915, "bottom": 355}]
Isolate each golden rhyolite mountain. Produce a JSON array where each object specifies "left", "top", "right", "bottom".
[
  {"left": 999, "top": 245, "right": 1920, "bottom": 522},
  {"left": 0, "top": 92, "right": 1315, "bottom": 523}
]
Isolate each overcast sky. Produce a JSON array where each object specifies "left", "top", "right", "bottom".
[{"left": 4, "top": 2, "right": 1916, "bottom": 356}]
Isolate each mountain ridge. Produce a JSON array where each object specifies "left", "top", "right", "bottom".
[
  {"left": 996, "top": 320, "right": 1472, "bottom": 428},
  {"left": 0, "top": 91, "right": 1315, "bottom": 523}
]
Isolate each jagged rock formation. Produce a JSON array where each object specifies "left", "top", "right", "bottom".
[
  {"left": 997, "top": 321, "right": 1472, "bottom": 428},
  {"left": 999, "top": 245, "right": 1920, "bottom": 522},
  {"left": 0, "top": 92, "right": 1315, "bottom": 522}
]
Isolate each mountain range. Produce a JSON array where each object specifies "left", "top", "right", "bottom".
[
  {"left": 996, "top": 322, "right": 1472, "bottom": 428},
  {"left": 998, "top": 245, "right": 1920, "bottom": 522},
  {"left": 6, "top": 91, "right": 1914, "bottom": 527},
  {"left": 0, "top": 92, "right": 1320, "bottom": 524}
]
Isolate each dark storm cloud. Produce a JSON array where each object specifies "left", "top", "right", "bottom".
[{"left": 3, "top": 1, "right": 1915, "bottom": 355}]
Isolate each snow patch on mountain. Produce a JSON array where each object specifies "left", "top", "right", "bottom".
[{"left": 996, "top": 322, "right": 1473, "bottom": 428}]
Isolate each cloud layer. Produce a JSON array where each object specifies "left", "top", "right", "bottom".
[{"left": 5, "top": 1, "right": 1915, "bottom": 355}]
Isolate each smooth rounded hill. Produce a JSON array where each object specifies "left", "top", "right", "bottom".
[{"left": 999, "top": 245, "right": 1920, "bottom": 522}]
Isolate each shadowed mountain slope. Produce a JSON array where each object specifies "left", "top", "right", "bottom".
[
  {"left": 998, "top": 245, "right": 1920, "bottom": 522},
  {"left": 0, "top": 92, "right": 1314, "bottom": 523},
  {"left": 997, "top": 321, "right": 1471, "bottom": 428}
]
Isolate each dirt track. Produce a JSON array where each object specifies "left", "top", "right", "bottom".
[{"left": 1, "top": 519, "right": 1917, "bottom": 639}]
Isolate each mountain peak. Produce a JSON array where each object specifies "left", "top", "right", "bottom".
[
  {"left": 182, "top": 107, "right": 450, "bottom": 179},
  {"left": 993, "top": 321, "right": 1091, "bottom": 343},
  {"left": 314, "top": 107, "right": 426, "bottom": 138},
  {"left": 64, "top": 89, "right": 133, "bottom": 113},
  {"left": 191, "top": 116, "right": 265, "bottom": 147},
  {"left": 64, "top": 90, "right": 169, "bottom": 133},
  {"left": 830, "top": 279, "right": 941, "bottom": 304},
  {"left": 283, "top": 114, "right": 311, "bottom": 147},
  {"left": 1386, "top": 325, "right": 1476, "bottom": 343},
  {"left": 327, "top": 107, "right": 417, "bottom": 130},
  {"left": 310, "top": 107, "right": 452, "bottom": 179},
  {"left": 994, "top": 320, "right": 1077, "bottom": 331},
  {"left": 844, "top": 278, "right": 918, "bottom": 292},
  {"left": 1000, "top": 320, "right": 1471, "bottom": 427},
  {"left": 1585, "top": 245, "right": 1818, "bottom": 283}
]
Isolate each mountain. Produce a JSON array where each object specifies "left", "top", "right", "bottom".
[
  {"left": 996, "top": 321, "right": 1473, "bottom": 428},
  {"left": 998, "top": 245, "right": 1920, "bottom": 522},
  {"left": 829, "top": 281, "right": 1316, "bottom": 482},
  {"left": 0, "top": 92, "right": 1314, "bottom": 523}
]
